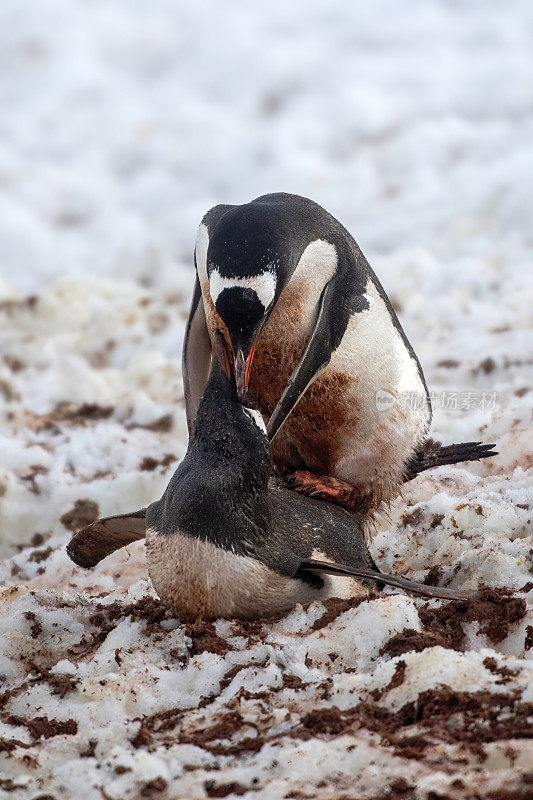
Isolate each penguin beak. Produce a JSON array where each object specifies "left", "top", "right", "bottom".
[{"left": 235, "top": 335, "right": 259, "bottom": 402}]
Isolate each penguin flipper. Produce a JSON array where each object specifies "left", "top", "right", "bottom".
[
  {"left": 267, "top": 276, "right": 368, "bottom": 441},
  {"left": 183, "top": 275, "right": 212, "bottom": 434},
  {"left": 67, "top": 509, "right": 147, "bottom": 569},
  {"left": 298, "top": 558, "right": 477, "bottom": 600}
]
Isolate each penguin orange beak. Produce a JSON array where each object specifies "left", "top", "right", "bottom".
[{"left": 235, "top": 335, "right": 259, "bottom": 402}]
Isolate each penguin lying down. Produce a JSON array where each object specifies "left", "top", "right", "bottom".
[{"left": 67, "top": 333, "right": 474, "bottom": 620}]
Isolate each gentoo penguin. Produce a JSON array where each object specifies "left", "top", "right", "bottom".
[
  {"left": 184, "top": 192, "right": 496, "bottom": 514},
  {"left": 67, "top": 333, "right": 472, "bottom": 620}
]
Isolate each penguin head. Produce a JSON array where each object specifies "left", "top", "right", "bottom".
[
  {"left": 167, "top": 330, "right": 271, "bottom": 554},
  {"left": 206, "top": 204, "right": 293, "bottom": 400},
  {"left": 191, "top": 330, "right": 271, "bottom": 486}
]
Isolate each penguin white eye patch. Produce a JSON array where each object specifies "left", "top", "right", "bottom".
[{"left": 209, "top": 269, "right": 276, "bottom": 311}]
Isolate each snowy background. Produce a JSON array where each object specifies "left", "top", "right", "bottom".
[{"left": 0, "top": 2, "right": 532, "bottom": 798}]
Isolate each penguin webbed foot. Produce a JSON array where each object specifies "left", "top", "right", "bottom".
[{"left": 284, "top": 469, "right": 364, "bottom": 513}]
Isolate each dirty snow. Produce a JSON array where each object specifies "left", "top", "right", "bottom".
[{"left": 0, "top": 1, "right": 532, "bottom": 799}]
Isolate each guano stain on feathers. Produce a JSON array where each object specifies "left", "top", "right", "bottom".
[
  {"left": 202, "top": 275, "right": 357, "bottom": 475},
  {"left": 251, "top": 340, "right": 356, "bottom": 475}
]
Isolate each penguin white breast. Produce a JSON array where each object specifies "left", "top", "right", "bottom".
[
  {"left": 146, "top": 529, "right": 318, "bottom": 620},
  {"left": 329, "top": 281, "right": 427, "bottom": 406},
  {"left": 310, "top": 549, "right": 369, "bottom": 601},
  {"left": 325, "top": 279, "right": 430, "bottom": 487}
]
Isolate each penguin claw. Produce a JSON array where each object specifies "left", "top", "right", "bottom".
[{"left": 284, "top": 469, "right": 364, "bottom": 513}]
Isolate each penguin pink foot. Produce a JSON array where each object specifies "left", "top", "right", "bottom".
[
  {"left": 286, "top": 435, "right": 498, "bottom": 513},
  {"left": 284, "top": 469, "right": 370, "bottom": 513}
]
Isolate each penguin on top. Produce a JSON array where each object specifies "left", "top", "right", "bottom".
[
  {"left": 184, "top": 193, "right": 496, "bottom": 515},
  {"left": 67, "top": 332, "right": 469, "bottom": 621}
]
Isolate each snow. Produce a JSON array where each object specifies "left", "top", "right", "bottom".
[{"left": 0, "top": 1, "right": 532, "bottom": 798}]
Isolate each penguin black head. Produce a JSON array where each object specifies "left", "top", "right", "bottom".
[
  {"left": 191, "top": 329, "right": 271, "bottom": 486},
  {"left": 168, "top": 329, "right": 272, "bottom": 552},
  {"left": 206, "top": 202, "right": 296, "bottom": 400}
]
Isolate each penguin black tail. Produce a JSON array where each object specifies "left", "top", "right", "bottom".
[{"left": 403, "top": 438, "right": 498, "bottom": 482}]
